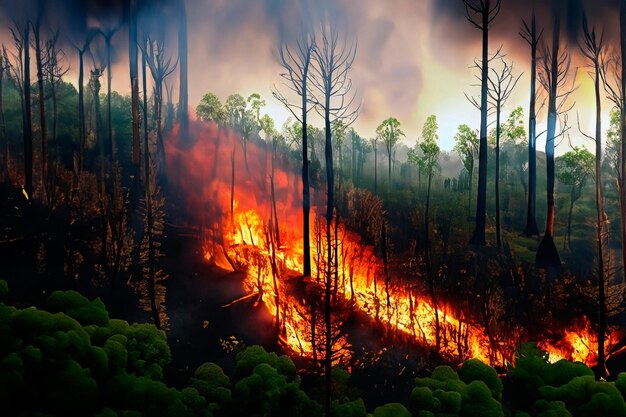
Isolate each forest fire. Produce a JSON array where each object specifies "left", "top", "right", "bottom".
[{"left": 169, "top": 121, "right": 615, "bottom": 369}]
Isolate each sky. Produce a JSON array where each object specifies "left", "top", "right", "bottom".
[{"left": 0, "top": 0, "right": 622, "bottom": 152}]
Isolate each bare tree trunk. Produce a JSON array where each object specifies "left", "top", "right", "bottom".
[
  {"left": 425, "top": 168, "right": 440, "bottom": 352},
  {"left": 177, "top": 0, "right": 189, "bottom": 138},
  {"left": 142, "top": 39, "right": 161, "bottom": 330},
  {"left": 324, "top": 98, "right": 333, "bottom": 417},
  {"left": 34, "top": 17, "right": 48, "bottom": 202},
  {"left": 23, "top": 24, "right": 33, "bottom": 197},
  {"left": 0, "top": 58, "right": 6, "bottom": 179},
  {"left": 105, "top": 33, "right": 114, "bottom": 164},
  {"left": 78, "top": 50, "right": 86, "bottom": 173},
  {"left": 524, "top": 12, "right": 540, "bottom": 236},
  {"left": 536, "top": 4, "right": 562, "bottom": 274},
  {"left": 129, "top": 0, "right": 141, "bottom": 174},
  {"left": 619, "top": 0, "right": 626, "bottom": 282},
  {"left": 593, "top": 34, "right": 607, "bottom": 378},
  {"left": 495, "top": 107, "right": 501, "bottom": 249},
  {"left": 469, "top": 0, "right": 491, "bottom": 246}
]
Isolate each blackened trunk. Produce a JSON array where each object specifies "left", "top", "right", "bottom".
[
  {"left": 536, "top": 6, "right": 561, "bottom": 275},
  {"left": 142, "top": 39, "right": 160, "bottom": 330},
  {"left": 129, "top": 0, "right": 141, "bottom": 171},
  {"left": 177, "top": 0, "right": 189, "bottom": 138},
  {"left": 524, "top": 12, "right": 540, "bottom": 236},
  {"left": 303, "top": 69, "right": 311, "bottom": 277},
  {"left": 78, "top": 51, "right": 85, "bottom": 172},
  {"left": 470, "top": 0, "right": 490, "bottom": 246},
  {"left": 106, "top": 36, "right": 113, "bottom": 164},
  {"left": 591, "top": 38, "right": 606, "bottom": 376},
  {"left": 620, "top": 0, "right": 626, "bottom": 284},
  {"left": 425, "top": 169, "right": 440, "bottom": 352},
  {"left": 23, "top": 24, "right": 33, "bottom": 197},
  {"left": 0, "top": 64, "right": 6, "bottom": 178},
  {"left": 324, "top": 96, "right": 333, "bottom": 417},
  {"left": 34, "top": 19, "right": 48, "bottom": 201},
  {"left": 495, "top": 108, "right": 501, "bottom": 249}
]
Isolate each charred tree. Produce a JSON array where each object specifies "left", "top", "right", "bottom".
[
  {"left": 487, "top": 58, "right": 521, "bottom": 249},
  {"left": 177, "top": 0, "right": 189, "bottom": 138},
  {"left": 274, "top": 29, "right": 316, "bottom": 278},
  {"left": 19, "top": 24, "right": 33, "bottom": 198},
  {"left": 536, "top": 2, "right": 573, "bottom": 276},
  {"left": 520, "top": 12, "right": 543, "bottom": 236},
  {"left": 142, "top": 37, "right": 178, "bottom": 185},
  {"left": 463, "top": 0, "right": 501, "bottom": 246},
  {"left": 32, "top": 8, "right": 49, "bottom": 202},
  {"left": 0, "top": 48, "right": 9, "bottom": 179},
  {"left": 310, "top": 22, "right": 358, "bottom": 417},
  {"left": 72, "top": 35, "right": 92, "bottom": 174},
  {"left": 101, "top": 26, "right": 120, "bottom": 165},
  {"left": 129, "top": 0, "right": 141, "bottom": 176},
  {"left": 43, "top": 31, "right": 69, "bottom": 152}
]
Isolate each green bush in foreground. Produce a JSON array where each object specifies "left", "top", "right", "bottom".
[{"left": 2, "top": 281, "right": 626, "bottom": 417}]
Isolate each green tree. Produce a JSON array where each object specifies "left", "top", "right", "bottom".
[
  {"left": 195, "top": 92, "right": 225, "bottom": 124},
  {"left": 247, "top": 92, "right": 266, "bottom": 122},
  {"left": 454, "top": 124, "right": 479, "bottom": 214},
  {"left": 376, "top": 117, "right": 404, "bottom": 190},
  {"left": 556, "top": 146, "right": 594, "bottom": 249}
]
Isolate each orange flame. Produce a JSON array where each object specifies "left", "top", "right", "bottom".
[{"left": 168, "top": 121, "right": 616, "bottom": 368}]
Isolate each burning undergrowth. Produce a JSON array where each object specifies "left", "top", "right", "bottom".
[{"left": 166, "top": 120, "right": 621, "bottom": 370}]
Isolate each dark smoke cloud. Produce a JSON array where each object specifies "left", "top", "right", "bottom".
[{"left": 430, "top": 0, "right": 621, "bottom": 51}]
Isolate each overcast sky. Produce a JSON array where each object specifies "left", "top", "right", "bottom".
[{"left": 0, "top": 0, "right": 622, "bottom": 151}]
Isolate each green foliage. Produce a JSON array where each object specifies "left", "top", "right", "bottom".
[
  {"left": 196, "top": 92, "right": 226, "bottom": 124},
  {"left": 372, "top": 402, "right": 411, "bottom": 417},
  {"left": 454, "top": 124, "right": 479, "bottom": 175},
  {"left": 556, "top": 147, "right": 594, "bottom": 193},
  {"left": 0, "top": 291, "right": 200, "bottom": 417},
  {"left": 332, "top": 398, "right": 367, "bottom": 417},
  {"left": 47, "top": 290, "right": 110, "bottom": 327},
  {"left": 409, "top": 364, "right": 502, "bottom": 417},
  {"left": 376, "top": 117, "right": 405, "bottom": 161},
  {"left": 459, "top": 358, "right": 503, "bottom": 400},
  {"left": 189, "top": 362, "right": 232, "bottom": 409},
  {"left": 233, "top": 353, "right": 320, "bottom": 417}
]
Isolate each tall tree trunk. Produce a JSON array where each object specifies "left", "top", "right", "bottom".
[
  {"left": 619, "top": 0, "right": 626, "bottom": 282},
  {"left": 303, "top": 67, "right": 311, "bottom": 278},
  {"left": 470, "top": 0, "right": 490, "bottom": 246},
  {"left": 425, "top": 168, "right": 440, "bottom": 351},
  {"left": 524, "top": 11, "right": 540, "bottom": 236},
  {"left": 34, "top": 18, "right": 48, "bottom": 202},
  {"left": 177, "top": 0, "right": 189, "bottom": 138},
  {"left": 78, "top": 51, "right": 85, "bottom": 173},
  {"left": 495, "top": 107, "right": 501, "bottom": 249},
  {"left": 0, "top": 63, "right": 6, "bottom": 179},
  {"left": 536, "top": 5, "right": 561, "bottom": 274},
  {"left": 106, "top": 36, "right": 113, "bottom": 163},
  {"left": 592, "top": 37, "right": 606, "bottom": 375},
  {"left": 324, "top": 95, "right": 333, "bottom": 417},
  {"left": 129, "top": 0, "right": 141, "bottom": 174},
  {"left": 23, "top": 24, "right": 33, "bottom": 197},
  {"left": 141, "top": 38, "right": 161, "bottom": 330}
]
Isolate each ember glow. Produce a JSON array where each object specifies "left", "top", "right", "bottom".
[{"left": 168, "top": 121, "right": 617, "bottom": 367}]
